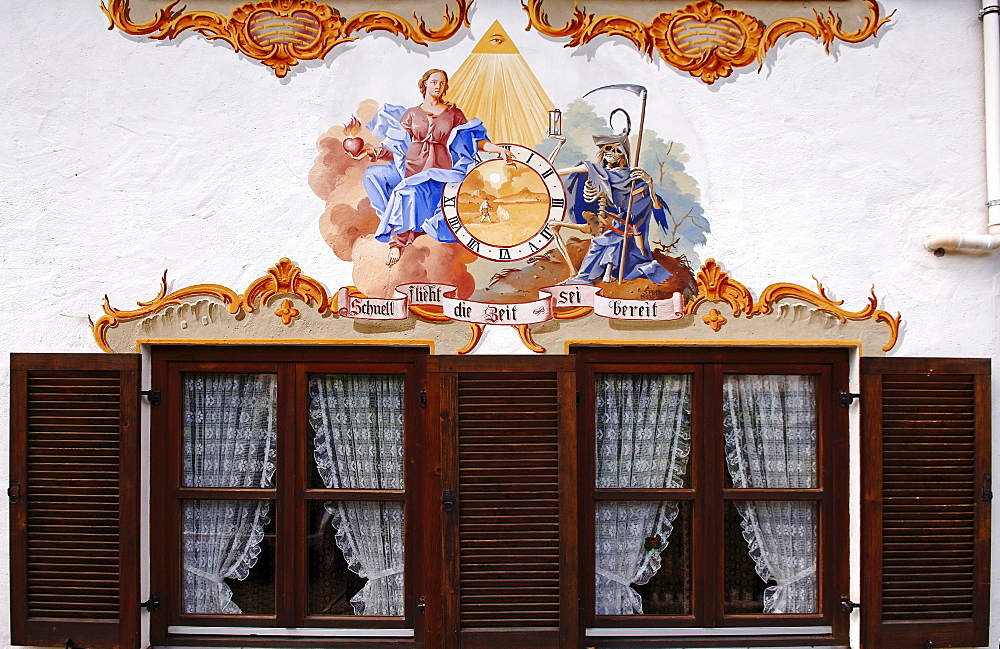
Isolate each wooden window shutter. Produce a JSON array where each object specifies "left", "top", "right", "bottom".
[
  {"left": 435, "top": 355, "right": 578, "bottom": 649},
  {"left": 9, "top": 353, "right": 141, "bottom": 649},
  {"left": 861, "top": 357, "right": 990, "bottom": 649}
]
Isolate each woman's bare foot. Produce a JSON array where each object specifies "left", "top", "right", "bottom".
[{"left": 386, "top": 247, "right": 401, "bottom": 266}]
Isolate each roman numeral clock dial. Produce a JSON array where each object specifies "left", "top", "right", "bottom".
[{"left": 441, "top": 144, "right": 566, "bottom": 262}]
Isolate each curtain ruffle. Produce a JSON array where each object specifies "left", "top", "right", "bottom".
[
  {"left": 594, "top": 373, "right": 691, "bottom": 615},
  {"left": 183, "top": 500, "right": 271, "bottom": 614},
  {"left": 326, "top": 501, "right": 405, "bottom": 616},
  {"left": 723, "top": 374, "right": 818, "bottom": 614},
  {"left": 310, "top": 374, "right": 406, "bottom": 616},
  {"left": 595, "top": 500, "right": 681, "bottom": 614},
  {"left": 181, "top": 373, "right": 277, "bottom": 615}
]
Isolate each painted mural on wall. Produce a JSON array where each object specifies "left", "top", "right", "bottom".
[
  {"left": 103, "top": 0, "right": 890, "bottom": 82},
  {"left": 311, "top": 22, "right": 708, "bottom": 330},
  {"left": 91, "top": 0, "right": 902, "bottom": 355}
]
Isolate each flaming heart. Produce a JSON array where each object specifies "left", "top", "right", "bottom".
[{"left": 342, "top": 116, "right": 365, "bottom": 156}]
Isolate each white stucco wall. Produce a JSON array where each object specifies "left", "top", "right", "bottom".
[{"left": 1, "top": 1, "right": 997, "bottom": 647}]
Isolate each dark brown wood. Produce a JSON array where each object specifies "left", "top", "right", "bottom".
[
  {"left": 148, "top": 346, "right": 430, "bottom": 645},
  {"left": 436, "top": 363, "right": 460, "bottom": 649},
  {"left": 456, "top": 370, "right": 560, "bottom": 630},
  {"left": 585, "top": 636, "right": 847, "bottom": 649},
  {"left": 32, "top": 345, "right": 967, "bottom": 648},
  {"left": 557, "top": 364, "right": 580, "bottom": 649},
  {"left": 10, "top": 353, "right": 141, "bottom": 649},
  {"left": 861, "top": 357, "right": 990, "bottom": 649},
  {"left": 278, "top": 361, "right": 297, "bottom": 629},
  {"left": 702, "top": 361, "right": 723, "bottom": 629},
  {"left": 433, "top": 356, "right": 574, "bottom": 649},
  {"left": 573, "top": 346, "right": 850, "bottom": 642},
  {"left": 417, "top": 356, "right": 443, "bottom": 649}
]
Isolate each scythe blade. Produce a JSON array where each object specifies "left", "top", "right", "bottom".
[{"left": 583, "top": 83, "right": 648, "bottom": 100}]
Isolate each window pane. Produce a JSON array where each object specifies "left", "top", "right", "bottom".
[
  {"left": 631, "top": 501, "right": 692, "bottom": 615},
  {"left": 308, "top": 374, "right": 405, "bottom": 490},
  {"left": 722, "top": 374, "right": 817, "bottom": 489},
  {"left": 306, "top": 501, "right": 367, "bottom": 615},
  {"left": 595, "top": 374, "right": 691, "bottom": 489},
  {"left": 182, "top": 373, "right": 277, "bottom": 488},
  {"left": 595, "top": 501, "right": 690, "bottom": 615},
  {"left": 724, "top": 501, "right": 817, "bottom": 615},
  {"left": 307, "top": 500, "right": 404, "bottom": 616},
  {"left": 182, "top": 499, "right": 275, "bottom": 615}
]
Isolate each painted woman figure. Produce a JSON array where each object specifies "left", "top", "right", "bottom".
[{"left": 358, "top": 69, "right": 511, "bottom": 266}]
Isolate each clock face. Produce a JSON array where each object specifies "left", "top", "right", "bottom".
[{"left": 441, "top": 144, "right": 566, "bottom": 262}]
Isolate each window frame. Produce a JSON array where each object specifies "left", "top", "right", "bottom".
[
  {"left": 148, "top": 345, "right": 431, "bottom": 646},
  {"left": 574, "top": 346, "right": 850, "bottom": 646},
  {"left": 11, "top": 348, "right": 991, "bottom": 649}
]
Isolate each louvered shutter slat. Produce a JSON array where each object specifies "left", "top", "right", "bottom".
[
  {"left": 861, "top": 358, "right": 990, "bottom": 649},
  {"left": 10, "top": 353, "right": 140, "bottom": 649},
  {"left": 438, "top": 356, "right": 577, "bottom": 649},
  {"left": 457, "top": 372, "right": 562, "bottom": 629}
]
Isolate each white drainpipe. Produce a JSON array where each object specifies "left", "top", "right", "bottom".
[{"left": 924, "top": 1, "right": 1000, "bottom": 255}]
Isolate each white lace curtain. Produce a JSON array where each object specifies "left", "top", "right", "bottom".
[
  {"left": 182, "top": 373, "right": 277, "bottom": 614},
  {"left": 309, "top": 374, "right": 405, "bottom": 616},
  {"left": 594, "top": 373, "right": 691, "bottom": 615},
  {"left": 723, "top": 374, "right": 818, "bottom": 614}
]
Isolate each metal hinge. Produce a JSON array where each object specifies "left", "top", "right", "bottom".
[
  {"left": 141, "top": 387, "right": 161, "bottom": 406},
  {"left": 419, "top": 389, "right": 427, "bottom": 408},
  {"left": 7, "top": 484, "right": 20, "bottom": 504},
  {"left": 140, "top": 594, "right": 161, "bottom": 612},
  {"left": 982, "top": 473, "right": 993, "bottom": 502},
  {"left": 839, "top": 391, "right": 861, "bottom": 407},
  {"left": 840, "top": 595, "right": 860, "bottom": 612}
]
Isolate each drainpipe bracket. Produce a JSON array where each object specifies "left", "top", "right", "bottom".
[
  {"left": 985, "top": 199, "right": 1000, "bottom": 207},
  {"left": 980, "top": 5, "right": 1000, "bottom": 20}
]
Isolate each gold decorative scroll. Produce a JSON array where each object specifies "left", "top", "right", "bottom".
[
  {"left": 521, "top": 0, "right": 890, "bottom": 84},
  {"left": 91, "top": 257, "right": 334, "bottom": 352},
  {"left": 685, "top": 259, "right": 901, "bottom": 351},
  {"left": 101, "top": 0, "right": 471, "bottom": 77},
  {"left": 92, "top": 257, "right": 900, "bottom": 354},
  {"left": 456, "top": 323, "right": 545, "bottom": 354}
]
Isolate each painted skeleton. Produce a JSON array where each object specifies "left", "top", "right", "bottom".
[{"left": 557, "top": 135, "right": 672, "bottom": 285}]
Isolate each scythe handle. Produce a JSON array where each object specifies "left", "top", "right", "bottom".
[{"left": 617, "top": 92, "right": 648, "bottom": 284}]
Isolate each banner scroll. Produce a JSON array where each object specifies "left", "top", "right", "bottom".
[{"left": 337, "top": 283, "right": 684, "bottom": 324}]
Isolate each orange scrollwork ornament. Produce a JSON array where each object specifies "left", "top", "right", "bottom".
[
  {"left": 703, "top": 308, "right": 727, "bottom": 332},
  {"left": 686, "top": 258, "right": 754, "bottom": 316},
  {"left": 522, "top": 0, "right": 890, "bottom": 85},
  {"left": 684, "top": 258, "right": 901, "bottom": 351},
  {"left": 101, "top": 0, "right": 471, "bottom": 78},
  {"left": 91, "top": 257, "right": 334, "bottom": 351},
  {"left": 761, "top": 3, "right": 892, "bottom": 55},
  {"left": 648, "top": 2, "right": 764, "bottom": 85},
  {"left": 243, "top": 257, "right": 331, "bottom": 314},
  {"left": 274, "top": 299, "right": 301, "bottom": 325},
  {"left": 92, "top": 257, "right": 901, "bottom": 354}
]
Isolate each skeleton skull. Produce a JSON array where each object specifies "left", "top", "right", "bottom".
[{"left": 599, "top": 143, "right": 628, "bottom": 168}]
